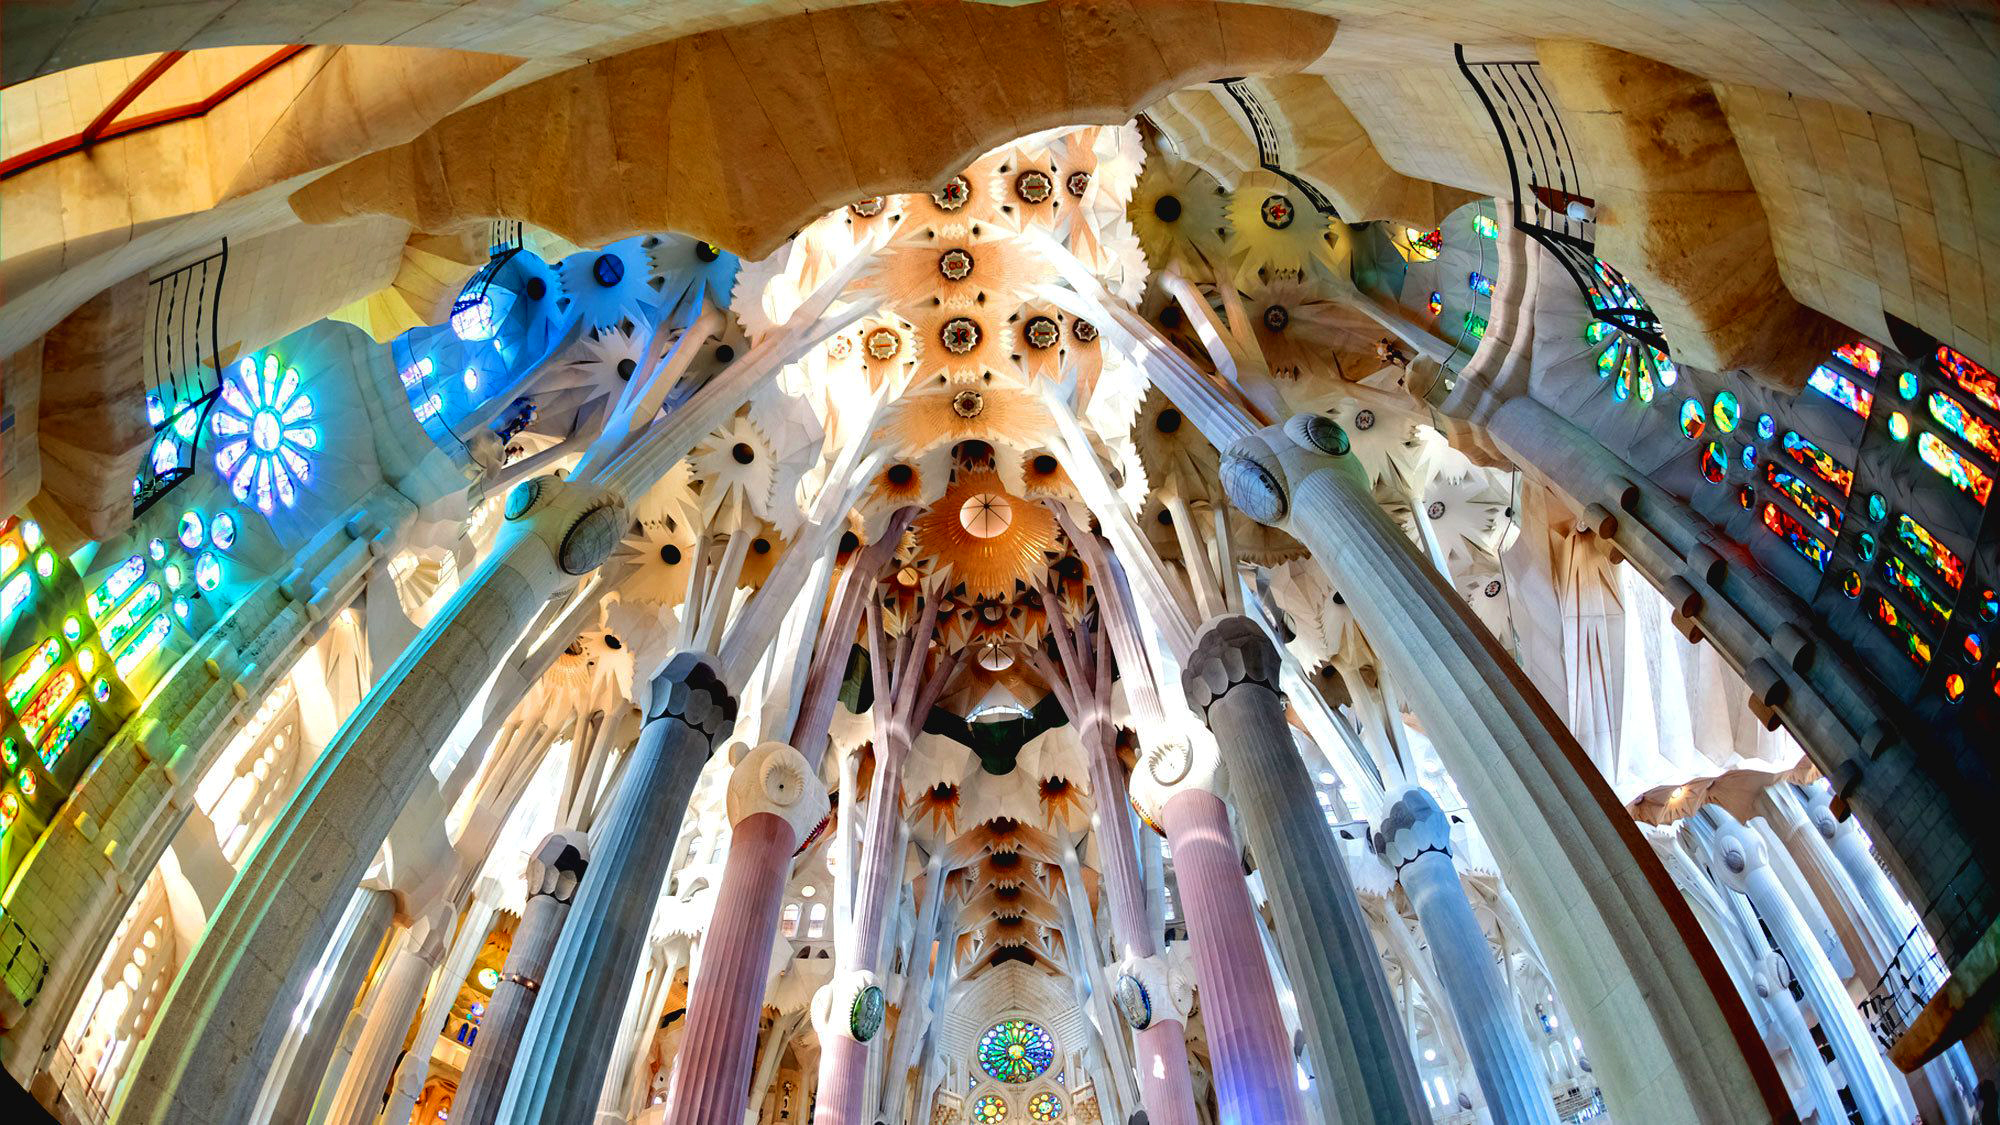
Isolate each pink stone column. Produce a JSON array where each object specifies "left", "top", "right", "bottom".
[
  {"left": 1158, "top": 787, "right": 1308, "bottom": 1125},
  {"left": 662, "top": 811, "right": 796, "bottom": 1123},
  {"left": 812, "top": 746, "right": 906, "bottom": 1125}
]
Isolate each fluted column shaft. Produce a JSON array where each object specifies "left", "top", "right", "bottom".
[
  {"left": 492, "top": 654, "right": 735, "bottom": 1125},
  {"left": 381, "top": 888, "right": 503, "bottom": 1125},
  {"left": 111, "top": 477, "right": 624, "bottom": 1125},
  {"left": 323, "top": 914, "right": 446, "bottom": 1125},
  {"left": 813, "top": 737, "right": 907, "bottom": 1125},
  {"left": 665, "top": 812, "right": 796, "bottom": 1122},
  {"left": 1705, "top": 814, "right": 1897, "bottom": 1125},
  {"left": 1183, "top": 615, "right": 1430, "bottom": 1125},
  {"left": 452, "top": 835, "right": 588, "bottom": 1125},
  {"left": 1380, "top": 788, "right": 1556, "bottom": 1125},
  {"left": 1219, "top": 420, "right": 1785, "bottom": 1122},
  {"left": 258, "top": 889, "right": 397, "bottom": 1125},
  {"left": 1158, "top": 786, "right": 1307, "bottom": 1125}
]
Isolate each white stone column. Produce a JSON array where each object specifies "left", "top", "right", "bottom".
[
  {"left": 1702, "top": 810, "right": 1900, "bottom": 1125},
  {"left": 378, "top": 880, "right": 504, "bottom": 1125},
  {"left": 252, "top": 888, "right": 397, "bottom": 1125},
  {"left": 323, "top": 904, "right": 453, "bottom": 1125}
]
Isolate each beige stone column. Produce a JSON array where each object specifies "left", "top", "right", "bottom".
[
  {"left": 1219, "top": 413, "right": 1787, "bottom": 1123},
  {"left": 322, "top": 905, "right": 453, "bottom": 1125}
]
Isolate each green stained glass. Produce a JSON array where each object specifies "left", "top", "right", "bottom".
[
  {"left": 972, "top": 1095, "right": 1007, "bottom": 1122},
  {"left": 1712, "top": 391, "right": 1741, "bottom": 433},
  {"left": 1029, "top": 1091, "right": 1064, "bottom": 1120},
  {"left": 979, "top": 1020, "right": 1054, "bottom": 1083}
]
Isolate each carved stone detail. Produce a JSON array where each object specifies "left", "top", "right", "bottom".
[
  {"left": 647, "top": 652, "right": 738, "bottom": 746},
  {"left": 725, "top": 741, "right": 830, "bottom": 838},
  {"left": 524, "top": 831, "right": 590, "bottom": 904},
  {"left": 1180, "top": 614, "right": 1283, "bottom": 718},
  {"left": 1371, "top": 786, "right": 1454, "bottom": 872}
]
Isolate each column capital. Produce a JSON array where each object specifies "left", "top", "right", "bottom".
[
  {"left": 1799, "top": 781, "right": 1856, "bottom": 848},
  {"left": 812, "top": 969, "right": 886, "bottom": 1045},
  {"left": 1112, "top": 953, "right": 1192, "bottom": 1028},
  {"left": 1126, "top": 729, "right": 1229, "bottom": 827},
  {"left": 525, "top": 830, "right": 589, "bottom": 904},
  {"left": 726, "top": 740, "right": 830, "bottom": 837},
  {"left": 1218, "top": 414, "right": 1361, "bottom": 529},
  {"left": 494, "top": 473, "right": 628, "bottom": 576},
  {"left": 1700, "top": 813, "right": 1770, "bottom": 894},
  {"left": 646, "top": 651, "right": 738, "bottom": 746},
  {"left": 1372, "top": 786, "right": 1454, "bottom": 872},
  {"left": 1180, "top": 614, "right": 1283, "bottom": 719}
]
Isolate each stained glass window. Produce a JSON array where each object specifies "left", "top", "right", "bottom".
[
  {"left": 972, "top": 1094, "right": 1007, "bottom": 1122},
  {"left": 1467, "top": 271, "right": 1493, "bottom": 297},
  {"left": 1925, "top": 392, "right": 2000, "bottom": 459},
  {"left": 1916, "top": 433, "right": 1993, "bottom": 503},
  {"left": 1029, "top": 1091, "right": 1064, "bottom": 1120},
  {"left": 1896, "top": 513, "right": 1964, "bottom": 589},
  {"left": 1712, "top": 392, "right": 1740, "bottom": 433},
  {"left": 1474, "top": 214, "right": 1500, "bottom": 238},
  {"left": 1889, "top": 411, "right": 1911, "bottom": 442},
  {"left": 1757, "top": 413, "right": 1777, "bottom": 441},
  {"left": 1834, "top": 340, "right": 1882, "bottom": 377},
  {"left": 1937, "top": 346, "right": 1998, "bottom": 413},
  {"left": 979, "top": 1020, "right": 1055, "bottom": 1083},
  {"left": 211, "top": 353, "right": 320, "bottom": 514},
  {"left": 1880, "top": 556, "right": 1952, "bottom": 629},
  {"left": 1808, "top": 364, "right": 1874, "bottom": 418},
  {"left": 1760, "top": 502, "right": 1829, "bottom": 571},
  {"left": 1897, "top": 371, "right": 1920, "bottom": 401},
  {"left": 1781, "top": 431, "right": 1853, "bottom": 495},
  {"left": 1679, "top": 400, "right": 1705, "bottom": 439},
  {"left": 1700, "top": 443, "right": 1726, "bottom": 484},
  {"left": 1763, "top": 464, "right": 1841, "bottom": 533},
  {"left": 1870, "top": 595, "right": 1931, "bottom": 667}
]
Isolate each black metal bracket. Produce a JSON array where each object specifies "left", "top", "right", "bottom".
[
  {"left": 452, "top": 219, "right": 526, "bottom": 320},
  {"left": 133, "top": 237, "right": 228, "bottom": 517}
]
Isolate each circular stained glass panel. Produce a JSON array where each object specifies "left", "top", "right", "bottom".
[
  {"left": 1897, "top": 371, "right": 1919, "bottom": 400},
  {"left": 979, "top": 1020, "right": 1055, "bottom": 1083},
  {"left": 972, "top": 1094, "right": 1007, "bottom": 1122},
  {"left": 1712, "top": 391, "right": 1741, "bottom": 433},
  {"left": 1757, "top": 413, "right": 1777, "bottom": 441},
  {"left": 1841, "top": 569, "right": 1862, "bottom": 598},
  {"left": 1700, "top": 442, "right": 1727, "bottom": 484},
  {"left": 1889, "top": 411, "right": 1911, "bottom": 441},
  {"left": 1857, "top": 532, "right": 1877, "bottom": 562},
  {"left": 1029, "top": 1091, "right": 1064, "bottom": 1120},
  {"left": 1679, "top": 399, "right": 1705, "bottom": 440},
  {"left": 1867, "top": 493, "right": 1888, "bottom": 522}
]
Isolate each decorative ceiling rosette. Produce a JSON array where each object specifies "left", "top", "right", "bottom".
[
  {"left": 1004, "top": 303, "right": 1070, "bottom": 386},
  {"left": 1017, "top": 449, "right": 1078, "bottom": 507},
  {"left": 913, "top": 470, "right": 1058, "bottom": 600},
  {"left": 685, "top": 384, "right": 822, "bottom": 534},
  {"left": 842, "top": 193, "right": 905, "bottom": 241},
  {"left": 986, "top": 146, "right": 1064, "bottom": 233},
  {"left": 902, "top": 303, "right": 1010, "bottom": 384},
  {"left": 607, "top": 513, "right": 699, "bottom": 611},
  {"left": 556, "top": 235, "right": 673, "bottom": 332},
  {"left": 1243, "top": 274, "right": 1385, "bottom": 383},
  {"left": 1053, "top": 124, "right": 1145, "bottom": 214},
  {"left": 563, "top": 320, "right": 651, "bottom": 395},
  {"left": 1128, "top": 154, "right": 1229, "bottom": 278},
  {"left": 733, "top": 519, "right": 791, "bottom": 591},
  {"left": 856, "top": 446, "right": 951, "bottom": 531},
  {"left": 850, "top": 314, "right": 923, "bottom": 395},
  {"left": 869, "top": 224, "right": 1035, "bottom": 315},
  {"left": 898, "top": 163, "right": 1008, "bottom": 233},
  {"left": 1265, "top": 559, "right": 1378, "bottom": 674},
  {"left": 1054, "top": 125, "right": 1149, "bottom": 305},
  {"left": 643, "top": 232, "right": 742, "bottom": 322},
  {"left": 1300, "top": 391, "right": 1427, "bottom": 490},
  {"left": 1221, "top": 169, "right": 1341, "bottom": 285},
  {"left": 878, "top": 384, "right": 1052, "bottom": 463},
  {"left": 1130, "top": 387, "right": 1221, "bottom": 503}
]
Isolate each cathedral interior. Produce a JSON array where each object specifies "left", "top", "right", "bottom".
[{"left": 0, "top": 2, "right": 1997, "bottom": 1123}]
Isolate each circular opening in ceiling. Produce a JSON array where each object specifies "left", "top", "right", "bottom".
[
  {"left": 1153, "top": 195, "right": 1183, "bottom": 222},
  {"left": 616, "top": 357, "right": 637, "bottom": 380},
  {"left": 887, "top": 463, "right": 915, "bottom": 487},
  {"left": 592, "top": 254, "right": 625, "bottom": 287},
  {"left": 522, "top": 277, "right": 547, "bottom": 301},
  {"left": 696, "top": 242, "right": 720, "bottom": 263},
  {"left": 659, "top": 544, "right": 682, "bottom": 565},
  {"left": 732, "top": 442, "right": 756, "bottom": 465},
  {"left": 960, "top": 493, "right": 1014, "bottom": 539},
  {"left": 1032, "top": 454, "right": 1059, "bottom": 475},
  {"left": 715, "top": 344, "right": 736, "bottom": 363},
  {"left": 1156, "top": 408, "right": 1183, "bottom": 434}
]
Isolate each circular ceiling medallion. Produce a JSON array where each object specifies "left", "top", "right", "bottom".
[
  {"left": 952, "top": 389, "right": 986, "bottom": 419},
  {"left": 1114, "top": 973, "right": 1153, "bottom": 1030},
  {"left": 978, "top": 643, "right": 1015, "bottom": 672},
  {"left": 1260, "top": 193, "right": 1296, "bottom": 229},
  {"left": 827, "top": 334, "right": 852, "bottom": 361},
  {"left": 848, "top": 196, "right": 885, "bottom": 218},
  {"left": 960, "top": 493, "right": 1014, "bottom": 539},
  {"left": 865, "top": 327, "right": 902, "bottom": 360},
  {"left": 1153, "top": 195, "right": 1182, "bottom": 222},
  {"left": 939, "top": 317, "right": 982, "bottom": 355},
  {"left": 1015, "top": 169, "right": 1054, "bottom": 204},
  {"left": 849, "top": 984, "right": 885, "bottom": 1042},
  {"left": 1484, "top": 579, "right": 1504, "bottom": 598},
  {"left": 1426, "top": 500, "right": 1446, "bottom": 519},
  {"left": 1262, "top": 304, "right": 1290, "bottom": 332},
  {"left": 1066, "top": 170, "right": 1091, "bottom": 198},
  {"left": 939, "top": 247, "right": 975, "bottom": 281},
  {"left": 1024, "top": 316, "right": 1061, "bottom": 350},
  {"left": 1071, "top": 319, "right": 1099, "bottom": 344},
  {"left": 934, "top": 175, "right": 971, "bottom": 211},
  {"left": 1353, "top": 408, "right": 1376, "bottom": 431}
]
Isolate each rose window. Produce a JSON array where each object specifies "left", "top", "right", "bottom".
[
  {"left": 971, "top": 1094, "right": 1006, "bottom": 1122},
  {"left": 211, "top": 353, "right": 319, "bottom": 513},
  {"left": 978, "top": 1019, "right": 1054, "bottom": 1083},
  {"left": 1028, "top": 1091, "right": 1064, "bottom": 1120}
]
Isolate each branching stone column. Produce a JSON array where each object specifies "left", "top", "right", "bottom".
[
  {"left": 1375, "top": 787, "right": 1557, "bottom": 1125},
  {"left": 1702, "top": 811, "right": 1899, "bottom": 1125},
  {"left": 1131, "top": 734, "right": 1307, "bottom": 1125},
  {"left": 1180, "top": 614, "right": 1429, "bottom": 1125},
  {"left": 452, "top": 833, "right": 589, "bottom": 1125},
  {"left": 381, "top": 879, "right": 505, "bottom": 1125},
  {"left": 494, "top": 653, "right": 737, "bottom": 1124},
  {"left": 1219, "top": 414, "right": 1787, "bottom": 1123},
  {"left": 663, "top": 742, "right": 828, "bottom": 1123},
  {"left": 256, "top": 888, "right": 397, "bottom": 1125},
  {"left": 322, "top": 903, "right": 452, "bottom": 1125},
  {"left": 111, "top": 475, "right": 627, "bottom": 1125}
]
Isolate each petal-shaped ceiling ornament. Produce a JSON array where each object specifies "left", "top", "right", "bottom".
[
  {"left": 1128, "top": 154, "right": 1229, "bottom": 278},
  {"left": 1221, "top": 169, "right": 1341, "bottom": 285},
  {"left": 914, "top": 469, "right": 1058, "bottom": 600},
  {"left": 1243, "top": 275, "right": 1385, "bottom": 384}
]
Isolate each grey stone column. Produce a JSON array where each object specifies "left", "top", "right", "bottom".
[
  {"left": 451, "top": 835, "right": 589, "bottom": 1125},
  {"left": 1219, "top": 415, "right": 1786, "bottom": 1123},
  {"left": 1376, "top": 787, "right": 1558, "bottom": 1125},
  {"left": 493, "top": 652, "right": 736, "bottom": 1125},
  {"left": 1180, "top": 614, "right": 1430, "bottom": 1125},
  {"left": 111, "top": 476, "right": 626, "bottom": 1125},
  {"left": 256, "top": 888, "right": 396, "bottom": 1125}
]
